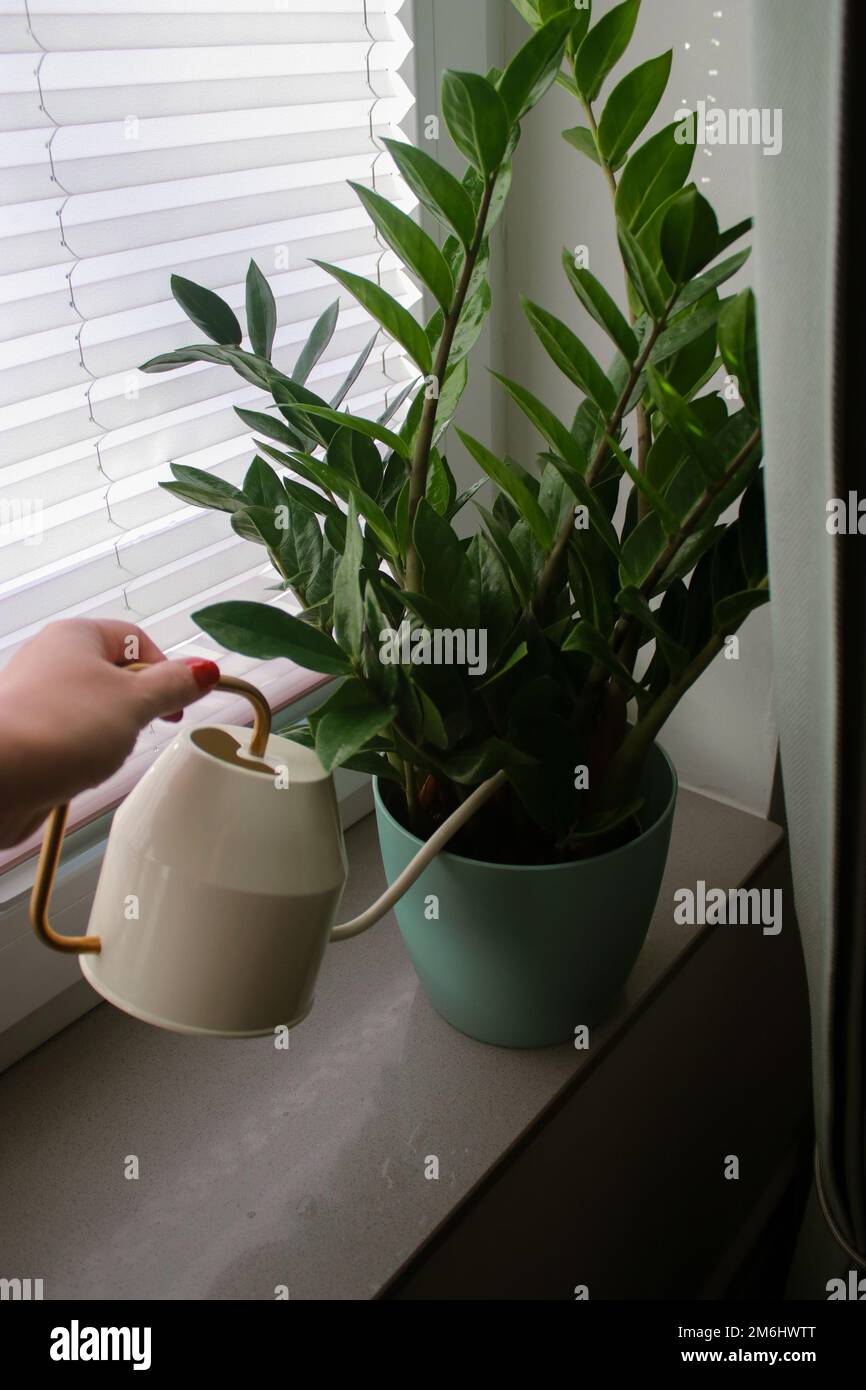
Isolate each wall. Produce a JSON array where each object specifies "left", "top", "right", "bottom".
[
  {"left": 501, "top": 0, "right": 777, "bottom": 816},
  {"left": 407, "top": 0, "right": 507, "bottom": 529}
]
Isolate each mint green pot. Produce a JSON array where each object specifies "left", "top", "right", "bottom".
[{"left": 374, "top": 742, "right": 678, "bottom": 1048}]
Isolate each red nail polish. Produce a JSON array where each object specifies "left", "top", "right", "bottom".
[
  {"left": 162, "top": 711, "right": 183, "bottom": 723},
  {"left": 184, "top": 657, "right": 221, "bottom": 690}
]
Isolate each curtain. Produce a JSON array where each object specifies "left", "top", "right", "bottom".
[{"left": 748, "top": 0, "right": 865, "bottom": 1285}]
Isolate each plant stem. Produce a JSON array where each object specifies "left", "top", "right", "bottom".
[
  {"left": 534, "top": 294, "right": 677, "bottom": 619},
  {"left": 404, "top": 174, "right": 497, "bottom": 595},
  {"left": 610, "top": 425, "right": 762, "bottom": 658},
  {"left": 584, "top": 104, "right": 653, "bottom": 522},
  {"left": 582, "top": 101, "right": 618, "bottom": 203},
  {"left": 404, "top": 760, "right": 419, "bottom": 827},
  {"left": 635, "top": 403, "right": 652, "bottom": 519},
  {"left": 599, "top": 579, "right": 769, "bottom": 811}
]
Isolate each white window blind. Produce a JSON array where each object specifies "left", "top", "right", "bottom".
[{"left": 0, "top": 0, "right": 418, "bottom": 864}]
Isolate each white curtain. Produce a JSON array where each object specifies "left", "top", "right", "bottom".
[{"left": 748, "top": 0, "right": 862, "bottom": 1280}]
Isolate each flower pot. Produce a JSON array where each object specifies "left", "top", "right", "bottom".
[{"left": 373, "top": 741, "right": 678, "bottom": 1048}]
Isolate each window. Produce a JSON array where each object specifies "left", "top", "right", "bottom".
[{"left": 0, "top": 0, "right": 417, "bottom": 862}]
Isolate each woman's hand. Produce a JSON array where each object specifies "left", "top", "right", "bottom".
[{"left": 0, "top": 620, "right": 220, "bottom": 847}]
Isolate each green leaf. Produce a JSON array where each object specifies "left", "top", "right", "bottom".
[
  {"left": 313, "top": 679, "right": 396, "bottom": 773},
  {"left": 469, "top": 532, "right": 517, "bottom": 657},
  {"left": 676, "top": 248, "right": 751, "bottom": 310},
  {"left": 717, "top": 217, "right": 753, "bottom": 253},
  {"left": 243, "top": 455, "right": 284, "bottom": 511},
  {"left": 159, "top": 463, "right": 246, "bottom": 514},
  {"left": 615, "top": 586, "right": 688, "bottom": 675},
  {"left": 646, "top": 367, "right": 726, "bottom": 482},
  {"left": 542, "top": 453, "right": 621, "bottom": 562},
  {"left": 718, "top": 289, "right": 760, "bottom": 419},
  {"left": 562, "top": 126, "right": 602, "bottom": 164},
  {"left": 413, "top": 497, "right": 479, "bottom": 628},
  {"left": 193, "top": 601, "right": 351, "bottom": 675},
  {"left": 597, "top": 50, "right": 672, "bottom": 170},
  {"left": 245, "top": 260, "right": 277, "bottom": 360},
  {"left": 714, "top": 587, "right": 769, "bottom": 632},
  {"left": 426, "top": 449, "right": 453, "bottom": 515},
  {"left": 140, "top": 344, "right": 234, "bottom": 373},
  {"left": 327, "top": 426, "right": 382, "bottom": 499},
  {"left": 236, "top": 407, "right": 306, "bottom": 452},
  {"left": 605, "top": 433, "right": 678, "bottom": 534},
  {"left": 522, "top": 299, "right": 617, "bottom": 416},
  {"left": 510, "top": 0, "right": 542, "bottom": 25},
  {"left": 264, "top": 448, "right": 400, "bottom": 560},
  {"left": 363, "top": 584, "right": 399, "bottom": 700},
  {"left": 312, "top": 259, "right": 432, "bottom": 375},
  {"left": 441, "top": 70, "right": 509, "bottom": 176},
  {"left": 450, "top": 278, "right": 493, "bottom": 363},
  {"left": 659, "top": 186, "right": 720, "bottom": 283},
  {"left": 474, "top": 503, "right": 533, "bottom": 605},
  {"left": 497, "top": 9, "right": 576, "bottom": 123},
  {"left": 491, "top": 371, "right": 590, "bottom": 476},
  {"left": 333, "top": 497, "right": 364, "bottom": 660},
  {"left": 329, "top": 330, "right": 379, "bottom": 409},
  {"left": 279, "top": 402, "right": 411, "bottom": 461},
  {"left": 281, "top": 500, "right": 323, "bottom": 587},
  {"left": 650, "top": 295, "right": 721, "bottom": 367},
  {"left": 271, "top": 378, "right": 339, "bottom": 446},
  {"left": 562, "top": 620, "right": 645, "bottom": 699},
  {"left": 231, "top": 504, "right": 280, "bottom": 549},
  {"left": 381, "top": 138, "right": 476, "bottom": 248},
  {"left": 349, "top": 182, "right": 454, "bottom": 313},
  {"left": 738, "top": 473, "right": 767, "bottom": 586},
  {"left": 655, "top": 525, "right": 724, "bottom": 593},
  {"left": 617, "top": 224, "right": 667, "bottom": 320},
  {"left": 646, "top": 396, "right": 727, "bottom": 492},
  {"left": 458, "top": 429, "right": 553, "bottom": 550},
  {"left": 400, "top": 359, "right": 466, "bottom": 450},
  {"left": 619, "top": 511, "right": 667, "bottom": 588},
  {"left": 170, "top": 274, "right": 242, "bottom": 346},
  {"left": 615, "top": 117, "right": 697, "bottom": 235},
  {"left": 575, "top": 0, "right": 641, "bottom": 103},
  {"left": 561, "top": 252, "right": 639, "bottom": 363},
  {"left": 448, "top": 480, "right": 486, "bottom": 522},
  {"left": 293, "top": 300, "right": 339, "bottom": 386}
]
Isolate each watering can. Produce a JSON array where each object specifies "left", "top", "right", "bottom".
[{"left": 29, "top": 666, "right": 502, "bottom": 1037}]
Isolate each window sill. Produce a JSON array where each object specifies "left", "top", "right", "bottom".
[{"left": 0, "top": 786, "right": 795, "bottom": 1301}]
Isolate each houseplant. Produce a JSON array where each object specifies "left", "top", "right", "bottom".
[{"left": 140, "top": 0, "right": 767, "bottom": 1046}]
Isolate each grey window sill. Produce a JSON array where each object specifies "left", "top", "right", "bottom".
[{"left": 0, "top": 789, "right": 784, "bottom": 1301}]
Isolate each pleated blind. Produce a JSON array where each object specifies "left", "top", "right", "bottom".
[{"left": 0, "top": 0, "right": 417, "bottom": 862}]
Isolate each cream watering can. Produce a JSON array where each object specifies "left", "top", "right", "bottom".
[{"left": 30, "top": 666, "right": 503, "bottom": 1038}]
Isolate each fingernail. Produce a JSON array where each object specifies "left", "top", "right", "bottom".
[
  {"left": 184, "top": 657, "right": 221, "bottom": 690},
  {"left": 162, "top": 711, "right": 183, "bottom": 724}
]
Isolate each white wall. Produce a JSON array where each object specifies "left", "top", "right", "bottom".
[
  {"left": 407, "top": 0, "right": 507, "bottom": 527},
  {"left": 500, "top": 0, "right": 777, "bottom": 816}
]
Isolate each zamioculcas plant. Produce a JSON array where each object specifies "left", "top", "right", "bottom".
[{"left": 141, "top": 0, "right": 767, "bottom": 867}]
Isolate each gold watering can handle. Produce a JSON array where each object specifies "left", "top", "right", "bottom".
[{"left": 29, "top": 664, "right": 272, "bottom": 956}]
